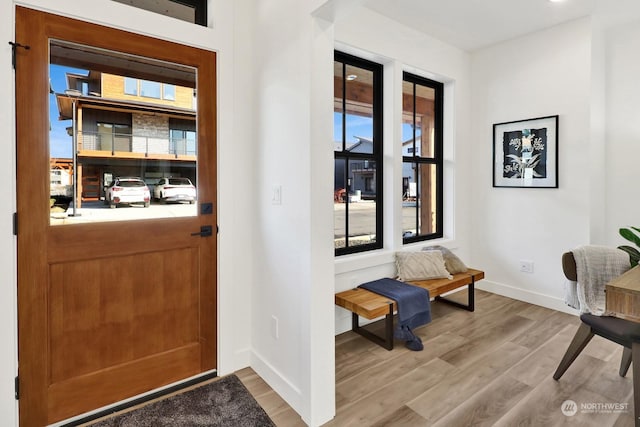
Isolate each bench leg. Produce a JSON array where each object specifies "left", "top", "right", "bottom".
[
  {"left": 352, "top": 303, "right": 394, "bottom": 350},
  {"left": 435, "top": 277, "right": 475, "bottom": 312}
]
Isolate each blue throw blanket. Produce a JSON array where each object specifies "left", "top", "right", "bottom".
[{"left": 359, "top": 278, "right": 431, "bottom": 350}]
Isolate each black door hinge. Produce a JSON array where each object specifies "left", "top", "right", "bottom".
[
  {"left": 14, "top": 376, "right": 19, "bottom": 400},
  {"left": 13, "top": 212, "right": 17, "bottom": 236},
  {"left": 8, "top": 41, "right": 30, "bottom": 70}
]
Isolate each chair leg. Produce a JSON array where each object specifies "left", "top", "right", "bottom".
[
  {"left": 553, "top": 323, "right": 595, "bottom": 380},
  {"left": 632, "top": 342, "right": 640, "bottom": 427},
  {"left": 620, "top": 347, "right": 633, "bottom": 377}
]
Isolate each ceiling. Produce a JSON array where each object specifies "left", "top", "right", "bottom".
[{"left": 363, "top": 0, "right": 640, "bottom": 51}]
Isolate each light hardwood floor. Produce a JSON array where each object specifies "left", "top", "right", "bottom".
[{"left": 238, "top": 289, "right": 635, "bottom": 426}]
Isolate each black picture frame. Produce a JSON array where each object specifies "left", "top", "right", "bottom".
[{"left": 492, "top": 115, "right": 559, "bottom": 188}]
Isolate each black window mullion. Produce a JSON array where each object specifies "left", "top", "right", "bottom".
[
  {"left": 412, "top": 82, "right": 419, "bottom": 235},
  {"left": 342, "top": 62, "right": 347, "bottom": 153},
  {"left": 413, "top": 82, "right": 417, "bottom": 158},
  {"left": 335, "top": 51, "right": 383, "bottom": 256},
  {"left": 344, "top": 158, "right": 350, "bottom": 249},
  {"left": 341, "top": 63, "right": 349, "bottom": 249},
  {"left": 402, "top": 72, "right": 443, "bottom": 244}
]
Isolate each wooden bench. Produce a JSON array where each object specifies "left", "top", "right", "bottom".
[{"left": 335, "top": 269, "right": 485, "bottom": 350}]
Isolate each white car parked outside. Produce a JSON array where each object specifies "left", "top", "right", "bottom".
[
  {"left": 105, "top": 177, "right": 151, "bottom": 208},
  {"left": 154, "top": 177, "right": 196, "bottom": 204}
]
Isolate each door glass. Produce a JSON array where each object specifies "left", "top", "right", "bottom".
[{"left": 49, "top": 40, "right": 198, "bottom": 225}]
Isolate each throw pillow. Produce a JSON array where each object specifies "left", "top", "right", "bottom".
[
  {"left": 422, "top": 245, "right": 468, "bottom": 274},
  {"left": 396, "top": 251, "right": 451, "bottom": 281}
]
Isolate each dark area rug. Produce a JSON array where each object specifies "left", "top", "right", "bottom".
[{"left": 90, "top": 375, "right": 276, "bottom": 427}]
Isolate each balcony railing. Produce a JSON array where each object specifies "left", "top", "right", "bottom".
[
  {"left": 350, "top": 161, "right": 376, "bottom": 172},
  {"left": 77, "top": 131, "right": 197, "bottom": 157}
]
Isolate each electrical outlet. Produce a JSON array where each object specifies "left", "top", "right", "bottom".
[
  {"left": 271, "top": 315, "right": 279, "bottom": 339},
  {"left": 519, "top": 260, "right": 534, "bottom": 273}
]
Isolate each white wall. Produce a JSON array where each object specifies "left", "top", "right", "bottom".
[
  {"left": 5, "top": 1, "right": 640, "bottom": 426},
  {"left": 0, "top": 1, "right": 18, "bottom": 424},
  {"left": 332, "top": 7, "right": 473, "bottom": 334},
  {"left": 2, "top": 0, "right": 252, "bottom": 424},
  {"left": 470, "top": 18, "right": 593, "bottom": 312},
  {"left": 249, "top": 0, "right": 335, "bottom": 424},
  {"left": 604, "top": 18, "right": 640, "bottom": 241}
]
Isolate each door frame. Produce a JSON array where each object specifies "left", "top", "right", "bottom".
[{"left": 15, "top": 6, "right": 218, "bottom": 425}]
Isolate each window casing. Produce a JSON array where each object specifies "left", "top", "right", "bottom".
[
  {"left": 334, "top": 51, "right": 383, "bottom": 256},
  {"left": 111, "top": 0, "right": 207, "bottom": 26},
  {"left": 402, "top": 72, "right": 443, "bottom": 243}
]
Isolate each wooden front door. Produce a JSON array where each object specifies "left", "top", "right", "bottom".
[{"left": 16, "top": 7, "right": 217, "bottom": 426}]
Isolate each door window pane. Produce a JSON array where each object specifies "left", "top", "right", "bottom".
[{"left": 49, "top": 40, "right": 198, "bottom": 225}]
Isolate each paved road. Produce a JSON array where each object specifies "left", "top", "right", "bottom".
[
  {"left": 50, "top": 200, "right": 197, "bottom": 225},
  {"left": 333, "top": 201, "right": 422, "bottom": 239}
]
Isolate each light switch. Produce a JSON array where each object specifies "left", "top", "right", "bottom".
[{"left": 272, "top": 185, "right": 282, "bottom": 205}]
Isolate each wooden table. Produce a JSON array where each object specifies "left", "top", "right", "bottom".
[{"left": 606, "top": 265, "right": 640, "bottom": 321}]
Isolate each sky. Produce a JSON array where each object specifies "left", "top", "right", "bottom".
[
  {"left": 333, "top": 113, "right": 373, "bottom": 144},
  {"left": 333, "top": 112, "right": 416, "bottom": 146},
  {"left": 49, "top": 64, "right": 87, "bottom": 158},
  {"left": 53, "top": 71, "right": 413, "bottom": 157}
]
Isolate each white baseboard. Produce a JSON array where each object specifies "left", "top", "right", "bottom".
[
  {"left": 250, "top": 349, "right": 303, "bottom": 417},
  {"left": 216, "top": 346, "right": 252, "bottom": 377},
  {"left": 476, "top": 279, "right": 579, "bottom": 316}
]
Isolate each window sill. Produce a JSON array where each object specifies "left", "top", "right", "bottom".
[{"left": 335, "top": 238, "right": 456, "bottom": 275}]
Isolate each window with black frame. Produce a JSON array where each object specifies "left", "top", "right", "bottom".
[
  {"left": 112, "top": 0, "right": 207, "bottom": 26},
  {"left": 334, "top": 51, "right": 383, "bottom": 255},
  {"left": 402, "top": 72, "right": 443, "bottom": 243}
]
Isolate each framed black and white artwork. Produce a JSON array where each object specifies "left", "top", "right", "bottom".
[{"left": 493, "top": 115, "right": 558, "bottom": 188}]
